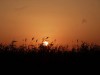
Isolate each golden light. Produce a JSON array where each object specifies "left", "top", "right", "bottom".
[{"left": 43, "top": 41, "right": 49, "bottom": 46}]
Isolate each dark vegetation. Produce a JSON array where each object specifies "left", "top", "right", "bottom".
[{"left": 0, "top": 38, "right": 100, "bottom": 67}]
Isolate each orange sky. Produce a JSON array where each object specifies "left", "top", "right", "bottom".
[{"left": 0, "top": 0, "right": 100, "bottom": 46}]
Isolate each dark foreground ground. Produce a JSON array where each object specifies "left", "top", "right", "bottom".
[
  {"left": 0, "top": 49, "right": 100, "bottom": 65},
  {"left": 0, "top": 43, "right": 100, "bottom": 72},
  {"left": 0, "top": 50, "right": 100, "bottom": 73}
]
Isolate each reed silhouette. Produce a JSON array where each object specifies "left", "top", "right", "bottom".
[{"left": 0, "top": 38, "right": 100, "bottom": 66}]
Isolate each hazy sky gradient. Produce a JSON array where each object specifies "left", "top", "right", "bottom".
[{"left": 0, "top": 0, "right": 100, "bottom": 45}]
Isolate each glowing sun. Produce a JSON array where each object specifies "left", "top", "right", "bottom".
[{"left": 43, "top": 41, "right": 49, "bottom": 46}]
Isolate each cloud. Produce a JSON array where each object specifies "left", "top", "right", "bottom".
[{"left": 14, "top": 6, "right": 28, "bottom": 11}]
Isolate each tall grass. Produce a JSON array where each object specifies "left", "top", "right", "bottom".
[{"left": 0, "top": 37, "right": 100, "bottom": 65}]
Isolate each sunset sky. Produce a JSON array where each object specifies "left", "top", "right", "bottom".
[{"left": 0, "top": 0, "right": 100, "bottom": 45}]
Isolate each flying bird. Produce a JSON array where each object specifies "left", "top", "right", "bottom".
[{"left": 82, "top": 18, "right": 87, "bottom": 24}]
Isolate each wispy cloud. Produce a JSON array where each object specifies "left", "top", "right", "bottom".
[{"left": 14, "top": 6, "right": 28, "bottom": 11}]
